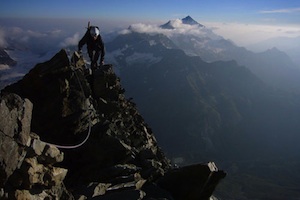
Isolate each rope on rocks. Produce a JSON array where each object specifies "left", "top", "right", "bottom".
[
  {"left": 42, "top": 114, "right": 92, "bottom": 149},
  {"left": 41, "top": 51, "right": 93, "bottom": 149}
]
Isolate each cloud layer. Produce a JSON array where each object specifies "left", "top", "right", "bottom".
[
  {"left": 0, "top": 30, "right": 7, "bottom": 47},
  {"left": 0, "top": 22, "right": 82, "bottom": 54},
  {"left": 118, "top": 19, "right": 300, "bottom": 47},
  {"left": 205, "top": 22, "right": 300, "bottom": 46},
  {"left": 120, "top": 19, "right": 221, "bottom": 41},
  {"left": 60, "top": 33, "right": 80, "bottom": 47}
]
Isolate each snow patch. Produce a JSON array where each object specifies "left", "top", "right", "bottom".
[
  {"left": 126, "top": 53, "right": 162, "bottom": 66},
  {"left": 149, "top": 40, "right": 157, "bottom": 46}
]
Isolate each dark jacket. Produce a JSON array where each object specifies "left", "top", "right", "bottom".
[{"left": 78, "top": 27, "right": 105, "bottom": 62}]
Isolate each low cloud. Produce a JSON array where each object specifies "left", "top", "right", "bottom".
[
  {"left": 285, "top": 30, "right": 300, "bottom": 35},
  {"left": 0, "top": 29, "right": 7, "bottom": 47},
  {"left": 126, "top": 19, "right": 300, "bottom": 47},
  {"left": 60, "top": 33, "right": 80, "bottom": 47},
  {"left": 0, "top": 25, "right": 80, "bottom": 54},
  {"left": 128, "top": 23, "right": 165, "bottom": 35},
  {"left": 26, "top": 30, "right": 47, "bottom": 38},
  {"left": 121, "top": 19, "right": 220, "bottom": 40},
  {"left": 204, "top": 22, "right": 300, "bottom": 46},
  {"left": 7, "top": 27, "right": 48, "bottom": 40},
  {"left": 260, "top": 7, "right": 300, "bottom": 14}
]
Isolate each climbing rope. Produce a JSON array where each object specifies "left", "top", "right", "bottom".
[
  {"left": 42, "top": 113, "right": 92, "bottom": 149},
  {"left": 41, "top": 51, "right": 93, "bottom": 149}
]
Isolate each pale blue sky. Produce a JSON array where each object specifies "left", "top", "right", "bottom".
[{"left": 1, "top": 0, "right": 300, "bottom": 25}]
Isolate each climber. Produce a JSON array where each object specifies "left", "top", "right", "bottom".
[{"left": 78, "top": 22, "right": 105, "bottom": 70}]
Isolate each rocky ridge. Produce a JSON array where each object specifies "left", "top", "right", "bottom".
[{"left": 0, "top": 49, "right": 225, "bottom": 199}]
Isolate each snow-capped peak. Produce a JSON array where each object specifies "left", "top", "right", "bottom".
[
  {"left": 160, "top": 16, "right": 204, "bottom": 29},
  {"left": 181, "top": 16, "right": 204, "bottom": 27}
]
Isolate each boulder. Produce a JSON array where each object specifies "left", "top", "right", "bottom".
[{"left": 157, "top": 162, "right": 226, "bottom": 200}]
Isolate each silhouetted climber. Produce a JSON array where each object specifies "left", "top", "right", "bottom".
[{"left": 78, "top": 22, "right": 105, "bottom": 70}]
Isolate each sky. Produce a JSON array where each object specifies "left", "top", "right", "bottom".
[
  {"left": 1, "top": 0, "right": 300, "bottom": 23},
  {"left": 1, "top": 0, "right": 300, "bottom": 46}
]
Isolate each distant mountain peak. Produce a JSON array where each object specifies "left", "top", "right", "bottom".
[
  {"left": 160, "top": 15, "right": 204, "bottom": 29},
  {"left": 181, "top": 16, "right": 204, "bottom": 27}
]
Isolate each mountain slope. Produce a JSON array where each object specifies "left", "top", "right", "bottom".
[
  {"left": 160, "top": 16, "right": 300, "bottom": 92},
  {"left": 0, "top": 48, "right": 16, "bottom": 67},
  {"left": 248, "top": 36, "right": 300, "bottom": 66},
  {"left": 0, "top": 48, "right": 17, "bottom": 89},
  {"left": 106, "top": 30, "right": 300, "bottom": 199},
  {"left": 107, "top": 30, "right": 300, "bottom": 158}
]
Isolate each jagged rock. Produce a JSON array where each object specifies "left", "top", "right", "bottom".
[
  {"left": 0, "top": 93, "right": 32, "bottom": 145},
  {"left": 1, "top": 49, "right": 225, "bottom": 199},
  {"left": 31, "top": 139, "right": 46, "bottom": 156},
  {"left": 0, "top": 92, "right": 72, "bottom": 199},
  {"left": 16, "top": 157, "right": 67, "bottom": 189},
  {"left": 91, "top": 183, "right": 112, "bottom": 197},
  {"left": 157, "top": 162, "right": 226, "bottom": 200},
  {"left": 0, "top": 93, "right": 32, "bottom": 187},
  {"left": 12, "top": 186, "right": 72, "bottom": 200},
  {"left": 42, "top": 144, "right": 64, "bottom": 164}
]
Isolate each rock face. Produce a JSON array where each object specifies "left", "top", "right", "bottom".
[
  {"left": 0, "top": 93, "right": 71, "bottom": 199},
  {"left": 0, "top": 49, "right": 225, "bottom": 199}
]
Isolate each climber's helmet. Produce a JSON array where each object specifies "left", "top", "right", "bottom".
[{"left": 90, "top": 27, "right": 100, "bottom": 40}]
